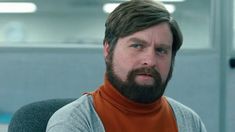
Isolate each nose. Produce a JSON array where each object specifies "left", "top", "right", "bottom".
[{"left": 141, "top": 49, "right": 157, "bottom": 67}]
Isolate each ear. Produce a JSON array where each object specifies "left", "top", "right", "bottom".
[{"left": 103, "top": 41, "right": 110, "bottom": 59}]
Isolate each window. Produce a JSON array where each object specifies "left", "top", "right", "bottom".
[
  {"left": 234, "top": 0, "right": 235, "bottom": 49},
  {"left": 171, "top": 0, "right": 211, "bottom": 49},
  {"left": 0, "top": 0, "right": 105, "bottom": 47},
  {"left": 0, "top": 0, "right": 211, "bottom": 49}
]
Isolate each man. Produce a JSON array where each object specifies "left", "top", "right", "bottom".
[{"left": 46, "top": 0, "right": 207, "bottom": 132}]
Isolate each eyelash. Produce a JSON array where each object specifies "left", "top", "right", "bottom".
[
  {"left": 155, "top": 48, "right": 168, "bottom": 54},
  {"left": 130, "top": 44, "right": 169, "bottom": 55},
  {"left": 130, "top": 43, "right": 143, "bottom": 49}
]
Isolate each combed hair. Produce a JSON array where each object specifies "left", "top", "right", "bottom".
[{"left": 103, "top": 0, "right": 183, "bottom": 56}]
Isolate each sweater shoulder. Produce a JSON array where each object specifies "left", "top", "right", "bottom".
[
  {"left": 166, "top": 97, "right": 207, "bottom": 132},
  {"left": 46, "top": 95, "right": 104, "bottom": 132}
]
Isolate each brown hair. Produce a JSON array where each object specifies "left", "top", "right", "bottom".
[{"left": 103, "top": 0, "right": 183, "bottom": 57}]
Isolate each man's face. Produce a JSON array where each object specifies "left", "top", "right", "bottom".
[{"left": 104, "top": 22, "right": 173, "bottom": 103}]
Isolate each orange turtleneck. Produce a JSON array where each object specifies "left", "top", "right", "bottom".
[{"left": 92, "top": 78, "right": 178, "bottom": 132}]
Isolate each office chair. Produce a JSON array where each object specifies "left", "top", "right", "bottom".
[{"left": 8, "top": 98, "right": 76, "bottom": 132}]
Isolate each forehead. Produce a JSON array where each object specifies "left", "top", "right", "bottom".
[{"left": 119, "top": 22, "right": 173, "bottom": 46}]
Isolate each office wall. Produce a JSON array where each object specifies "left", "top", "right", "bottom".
[{"left": 0, "top": 48, "right": 105, "bottom": 113}]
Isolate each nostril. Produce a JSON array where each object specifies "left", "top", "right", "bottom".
[
  {"left": 143, "top": 62, "right": 148, "bottom": 65},
  {"left": 142, "top": 60, "right": 155, "bottom": 67}
]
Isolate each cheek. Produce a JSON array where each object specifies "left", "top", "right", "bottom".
[
  {"left": 158, "top": 59, "right": 172, "bottom": 82},
  {"left": 112, "top": 52, "right": 133, "bottom": 81}
]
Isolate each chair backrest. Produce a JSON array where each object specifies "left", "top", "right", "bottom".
[{"left": 8, "top": 98, "right": 76, "bottom": 132}]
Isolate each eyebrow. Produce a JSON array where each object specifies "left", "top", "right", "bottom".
[
  {"left": 157, "top": 44, "right": 172, "bottom": 50},
  {"left": 128, "top": 37, "right": 148, "bottom": 45}
]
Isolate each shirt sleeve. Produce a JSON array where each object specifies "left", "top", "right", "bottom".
[{"left": 47, "top": 122, "right": 89, "bottom": 132}]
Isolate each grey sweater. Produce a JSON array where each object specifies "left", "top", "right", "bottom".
[{"left": 46, "top": 95, "right": 207, "bottom": 132}]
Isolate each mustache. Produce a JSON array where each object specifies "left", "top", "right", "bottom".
[{"left": 128, "top": 67, "right": 161, "bottom": 80}]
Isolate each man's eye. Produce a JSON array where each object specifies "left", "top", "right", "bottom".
[
  {"left": 156, "top": 47, "right": 168, "bottom": 54},
  {"left": 130, "top": 44, "right": 143, "bottom": 49}
]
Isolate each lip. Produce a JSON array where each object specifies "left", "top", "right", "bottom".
[
  {"left": 137, "top": 73, "right": 153, "bottom": 77},
  {"left": 137, "top": 74, "right": 153, "bottom": 79}
]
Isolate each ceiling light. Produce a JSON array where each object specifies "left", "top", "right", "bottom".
[
  {"left": 103, "top": 3, "right": 120, "bottom": 14},
  {"left": 103, "top": 3, "right": 175, "bottom": 14},
  {"left": 159, "top": 0, "right": 185, "bottom": 2},
  {"left": 119, "top": 0, "right": 185, "bottom": 2},
  {"left": 164, "top": 4, "right": 176, "bottom": 13},
  {"left": 0, "top": 2, "right": 37, "bottom": 13}
]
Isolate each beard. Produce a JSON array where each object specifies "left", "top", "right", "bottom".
[{"left": 106, "top": 57, "right": 173, "bottom": 104}]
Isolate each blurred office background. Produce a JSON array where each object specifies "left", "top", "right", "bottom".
[{"left": 0, "top": 0, "right": 234, "bottom": 132}]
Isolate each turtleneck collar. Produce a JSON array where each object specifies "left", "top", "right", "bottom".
[
  {"left": 91, "top": 76, "right": 178, "bottom": 132},
  {"left": 99, "top": 76, "right": 163, "bottom": 114}
]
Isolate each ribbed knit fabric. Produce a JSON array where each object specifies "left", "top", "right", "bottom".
[{"left": 92, "top": 78, "right": 178, "bottom": 132}]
